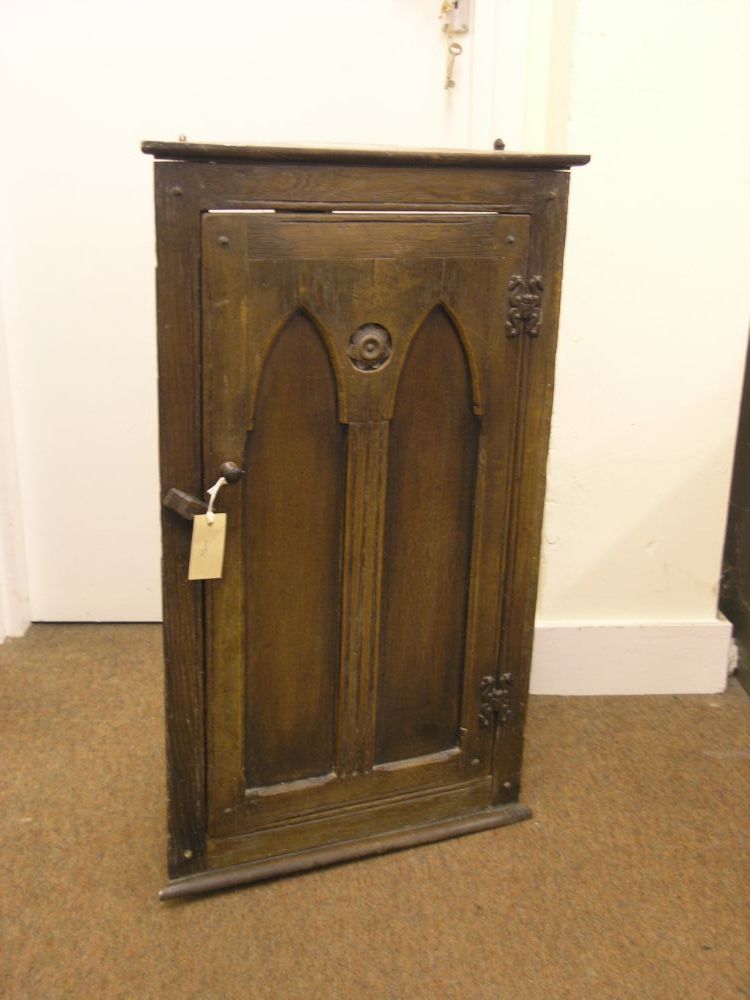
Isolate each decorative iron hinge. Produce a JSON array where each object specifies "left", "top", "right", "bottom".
[
  {"left": 505, "top": 275, "right": 544, "bottom": 338},
  {"left": 478, "top": 673, "right": 513, "bottom": 728}
]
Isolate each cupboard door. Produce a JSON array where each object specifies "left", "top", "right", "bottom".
[{"left": 201, "top": 211, "right": 529, "bottom": 843}]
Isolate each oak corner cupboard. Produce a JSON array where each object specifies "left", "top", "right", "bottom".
[{"left": 142, "top": 139, "right": 589, "bottom": 899}]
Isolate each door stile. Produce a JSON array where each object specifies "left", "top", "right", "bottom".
[
  {"left": 201, "top": 215, "right": 252, "bottom": 831},
  {"left": 440, "top": 229, "right": 530, "bottom": 783},
  {"left": 454, "top": 323, "right": 523, "bottom": 779},
  {"left": 490, "top": 322, "right": 531, "bottom": 800},
  {"left": 455, "top": 415, "right": 490, "bottom": 777},
  {"left": 337, "top": 421, "right": 390, "bottom": 776},
  {"left": 492, "top": 173, "right": 572, "bottom": 802}
]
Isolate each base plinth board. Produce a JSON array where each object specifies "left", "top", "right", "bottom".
[{"left": 159, "top": 802, "right": 531, "bottom": 900}]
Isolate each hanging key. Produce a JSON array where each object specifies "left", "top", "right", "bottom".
[{"left": 444, "top": 41, "right": 462, "bottom": 89}]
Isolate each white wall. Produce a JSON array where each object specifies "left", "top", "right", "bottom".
[
  {"left": 0, "top": 0, "right": 475, "bottom": 622},
  {"left": 1, "top": 1, "right": 748, "bottom": 691},
  {"left": 527, "top": 0, "right": 750, "bottom": 691},
  {"left": 535, "top": 0, "right": 750, "bottom": 626}
]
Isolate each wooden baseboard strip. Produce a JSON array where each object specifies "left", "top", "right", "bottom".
[{"left": 159, "top": 801, "right": 531, "bottom": 901}]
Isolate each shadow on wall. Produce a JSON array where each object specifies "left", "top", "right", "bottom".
[{"left": 720, "top": 331, "right": 750, "bottom": 690}]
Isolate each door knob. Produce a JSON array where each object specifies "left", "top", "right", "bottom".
[
  {"left": 163, "top": 462, "right": 245, "bottom": 521},
  {"left": 217, "top": 461, "right": 244, "bottom": 484}
]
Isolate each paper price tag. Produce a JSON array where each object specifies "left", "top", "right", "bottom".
[{"left": 188, "top": 514, "right": 227, "bottom": 580}]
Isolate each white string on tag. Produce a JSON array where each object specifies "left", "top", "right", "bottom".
[{"left": 205, "top": 476, "right": 227, "bottom": 525}]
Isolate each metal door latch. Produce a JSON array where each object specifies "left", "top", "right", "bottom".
[
  {"left": 478, "top": 673, "right": 513, "bottom": 728},
  {"left": 505, "top": 275, "right": 544, "bottom": 338},
  {"left": 163, "top": 462, "right": 244, "bottom": 521}
]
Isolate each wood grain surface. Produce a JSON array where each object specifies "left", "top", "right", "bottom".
[
  {"left": 142, "top": 139, "right": 589, "bottom": 170},
  {"left": 244, "top": 313, "right": 345, "bottom": 788},
  {"left": 376, "top": 307, "right": 478, "bottom": 764},
  {"left": 146, "top": 144, "right": 585, "bottom": 890}
]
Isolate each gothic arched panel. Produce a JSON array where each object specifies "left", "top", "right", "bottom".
[
  {"left": 244, "top": 311, "right": 346, "bottom": 787},
  {"left": 376, "top": 307, "right": 479, "bottom": 764}
]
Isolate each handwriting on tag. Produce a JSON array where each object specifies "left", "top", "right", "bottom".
[{"left": 188, "top": 514, "right": 227, "bottom": 580}]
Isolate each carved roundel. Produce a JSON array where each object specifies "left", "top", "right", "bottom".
[{"left": 348, "top": 324, "right": 392, "bottom": 372}]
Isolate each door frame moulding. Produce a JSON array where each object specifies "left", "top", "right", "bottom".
[
  {"left": 466, "top": 0, "right": 577, "bottom": 152},
  {"left": 0, "top": 290, "right": 30, "bottom": 642}
]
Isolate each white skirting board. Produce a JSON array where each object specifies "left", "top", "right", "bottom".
[{"left": 529, "top": 620, "right": 733, "bottom": 695}]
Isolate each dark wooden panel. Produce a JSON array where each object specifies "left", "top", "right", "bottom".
[
  {"left": 376, "top": 307, "right": 478, "bottom": 764},
  {"left": 149, "top": 147, "right": 585, "bottom": 894},
  {"left": 207, "top": 778, "right": 494, "bottom": 871},
  {"left": 163, "top": 802, "right": 529, "bottom": 898},
  {"left": 337, "top": 422, "right": 389, "bottom": 776},
  {"left": 491, "top": 172, "right": 572, "bottom": 802},
  {"left": 153, "top": 160, "right": 540, "bottom": 215},
  {"left": 219, "top": 748, "right": 464, "bottom": 839},
  {"left": 234, "top": 211, "right": 529, "bottom": 427},
  {"left": 153, "top": 164, "right": 206, "bottom": 879},
  {"left": 142, "top": 139, "right": 590, "bottom": 170},
  {"left": 245, "top": 312, "right": 346, "bottom": 787},
  {"left": 244, "top": 213, "right": 504, "bottom": 259}
]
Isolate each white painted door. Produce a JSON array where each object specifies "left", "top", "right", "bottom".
[{"left": 0, "top": 0, "right": 531, "bottom": 621}]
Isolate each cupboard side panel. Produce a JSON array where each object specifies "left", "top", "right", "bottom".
[
  {"left": 154, "top": 163, "right": 206, "bottom": 879},
  {"left": 376, "top": 307, "right": 479, "bottom": 764},
  {"left": 493, "top": 172, "right": 572, "bottom": 801}
]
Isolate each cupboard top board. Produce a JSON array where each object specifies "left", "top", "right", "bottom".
[{"left": 141, "top": 140, "right": 590, "bottom": 171}]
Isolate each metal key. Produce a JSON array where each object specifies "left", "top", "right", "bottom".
[{"left": 444, "top": 41, "right": 462, "bottom": 90}]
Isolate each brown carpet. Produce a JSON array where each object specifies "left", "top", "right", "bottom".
[{"left": 1, "top": 624, "right": 749, "bottom": 999}]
